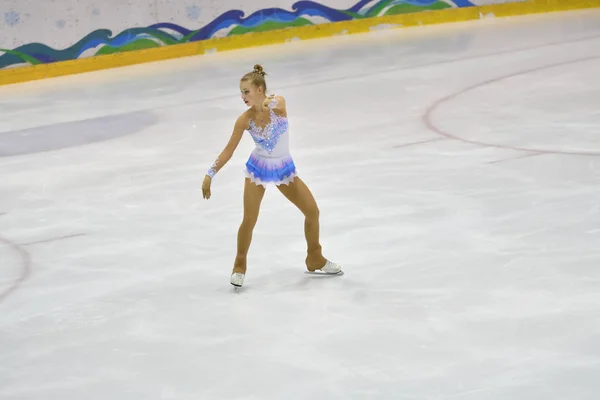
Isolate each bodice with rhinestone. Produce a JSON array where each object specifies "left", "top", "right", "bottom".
[{"left": 247, "top": 108, "right": 289, "bottom": 156}]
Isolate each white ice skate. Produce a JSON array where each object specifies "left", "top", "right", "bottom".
[
  {"left": 230, "top": 272, "right": 245, "bottom": 287},
  {"left": 306, "top": 260, "right": 343, "bottom": 275}
]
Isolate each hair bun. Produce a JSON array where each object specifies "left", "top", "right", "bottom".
[{"left": 253, "top": 64, "right": 266, "bottom": 76}]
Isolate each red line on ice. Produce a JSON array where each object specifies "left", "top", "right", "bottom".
[{"left": 423, "top": 55, "right": 600, "bottom": 157}]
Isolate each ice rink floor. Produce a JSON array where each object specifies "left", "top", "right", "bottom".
[{"left": 1, "top": 8, "right": 600, "bottom": 400}]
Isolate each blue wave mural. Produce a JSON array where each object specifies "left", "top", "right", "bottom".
[{"left": 0, "top": 0, "right": 473, "bottom": 69}]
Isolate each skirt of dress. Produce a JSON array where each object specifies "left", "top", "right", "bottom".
[{"left": 244, "top": 151, "right": 297, "bottom": 187}]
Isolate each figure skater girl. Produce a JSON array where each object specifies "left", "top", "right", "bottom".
[{"left": 202, "top": 64, "right": 342, "bottom": 287}]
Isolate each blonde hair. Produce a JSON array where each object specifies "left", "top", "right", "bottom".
[{"left": 241, "top": 64, "right": 267, "bottom": 92}]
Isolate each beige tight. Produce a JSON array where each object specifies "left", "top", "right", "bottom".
[{"left": 232, "top": 177, "right": 327, "bottom": 274}]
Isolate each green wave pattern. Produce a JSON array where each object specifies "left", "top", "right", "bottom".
[{"left": 0, "top": 1, "right": 453, "bottom": 68}]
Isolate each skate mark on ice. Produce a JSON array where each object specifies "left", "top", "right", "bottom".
[
  {"left": 59, "top": 34, "right": 600, "bottom": 119},
  {"left": 167, "top": 34, "right": 600, "bottom": 111},
  {"left": 20, "top": 233, "right": 87, "bottom": 246},
  {"left": 392, "top": 138, "right": 446, "bottom": 149},
  {"left": 488, "top": 152, "right": 546, "bottom": 164},
  {"left": 0, "top": 235, "right": 32, "bottom": 303}
]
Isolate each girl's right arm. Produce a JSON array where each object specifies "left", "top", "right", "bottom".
[
  {"left": 202, "top": 114, "right": 248, "bottom": 199},
  {"left": 206, "top": 114, "right": 248, "bottom": 178}
]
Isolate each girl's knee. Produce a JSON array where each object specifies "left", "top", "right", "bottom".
[
  {"left": 241, "top": 214, "right": 259, "bottom": 228},
  {"left": 305, "top": 205, "right": 319, "bottom": 220}
]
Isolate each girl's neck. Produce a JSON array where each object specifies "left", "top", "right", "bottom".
[{"left": 253, "top": 95, "right": 267, "bottom": 112}]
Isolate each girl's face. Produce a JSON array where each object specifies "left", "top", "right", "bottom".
[{"left": 240, "top": 81, "right": 264, "bottom": 107}]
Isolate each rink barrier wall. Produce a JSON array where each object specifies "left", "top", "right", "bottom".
[{"left": 1, "top": 0, "right": 599, "bottom": 87}]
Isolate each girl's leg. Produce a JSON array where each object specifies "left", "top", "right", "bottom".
[
  {"left": 276, "top": 177, "right": 328, "bottom": 271},
  {"left": 233, "top": 178, "right": 266, "bottom": 274}
]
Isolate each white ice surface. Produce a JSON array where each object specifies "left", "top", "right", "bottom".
[{"left": 1, "top": 9, "right": 600, "bottom": 400}]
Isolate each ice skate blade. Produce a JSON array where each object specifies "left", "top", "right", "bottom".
[
  {"left": 231, "top": 285, "right": 243, "bottom": 293},
  {"left": 304, "top": 270, "right": 344, "bottom": 276}
]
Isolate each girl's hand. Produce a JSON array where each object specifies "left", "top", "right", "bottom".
[
  {"left": 202, "top": 175, "right": 212, "bottom": 199},
  {"left": 262, "top": 94, "right": 275, "bottom": 110}
]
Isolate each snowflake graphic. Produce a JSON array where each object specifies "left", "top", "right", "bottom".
[
  {"left": 4, "top": 10, "right": 20, "bottom": 27},
  {"left": 186, "top": 5, "right": 200, "bottom": 20},
  {"left": 92, "top": 8, "right": 100, "bottom": 16},
  {"left": 55, "top": 19, "right": 66, "bottom": 29}
]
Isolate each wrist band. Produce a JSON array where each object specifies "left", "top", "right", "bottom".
[{"left": 207, "top": 158, "right": 218, "bottom": 178}]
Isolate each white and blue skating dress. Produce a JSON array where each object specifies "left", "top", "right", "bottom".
[{"left": 244, "top": 106, "right": 297, "bottom": 187}]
